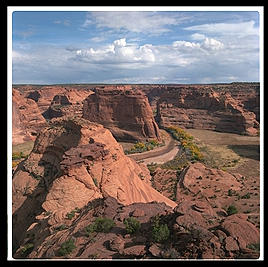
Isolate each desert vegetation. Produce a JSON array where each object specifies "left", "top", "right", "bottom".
[
  {"left": 124, "top": 140, "right": 163, "bottom": 154},
  {"left": 123, "top": 217, "right": 141, "bottom": 234},
  {"left": 166, "top": 126, "right": 203, "bottom": 162}
]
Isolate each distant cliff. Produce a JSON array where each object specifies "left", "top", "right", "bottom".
[{"left": 83, "top": 86, "right": 161, "bottom": 142}]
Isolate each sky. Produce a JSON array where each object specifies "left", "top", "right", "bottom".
[{"left": 11, "top": 8, "right": 261, "bottom": 84}]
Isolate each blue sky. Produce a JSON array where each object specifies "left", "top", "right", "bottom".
[{"left": 11, "top": 9, "right": 261, "bottom": 84}]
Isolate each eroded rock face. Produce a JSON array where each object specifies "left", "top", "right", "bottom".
[
  {"left": 176, "top": 162, "right": 242, "bottom": 202},
  {"left": 155, "top": 87, "right": 259, "bottom": 136},
  {"left": 13, "top": 196, "right": 260, "bottom": 260},
  {"left": 82, "top": 86, "right": 161, "bottom": 142},
  {"left": 42, "top": 89, "right": 92, "bottom": 120},
  {"left": 12, "top": 89, "right": 48, "bottom": 144},
  {"left": 12, "top": 117, "right": 175, "bottom": 252}
]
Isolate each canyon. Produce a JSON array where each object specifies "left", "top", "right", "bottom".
[{"left": 11, "top": 82, "right": 261, "bottom": 260}]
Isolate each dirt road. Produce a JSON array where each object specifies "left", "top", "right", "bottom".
[{"left": 127, "top": 133, "right": 179, "bottom": 164}]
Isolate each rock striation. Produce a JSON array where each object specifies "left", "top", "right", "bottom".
[
  {"left": 12, "top": 117, "right": 175, "bottom": 252},
  {"left": 155, "top": 86, "right": 259, "bottom": 136},
  {"left": 12, "top": 89, "right": 48, "bottom": 144},
  {"left": 82, "top": 86, "right": 161, "bottom": 142},
  {"left": 13, "top": 196, "right": 260, "bottom": 259},
  {"left": 40, "top": 89, "right": 92, "bottom": 120}
]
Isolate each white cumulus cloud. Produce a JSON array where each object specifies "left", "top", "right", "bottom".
[
  {"left": 74, "top": 38, "right": 156, "bottom": 66},
  {"left": 202, "top": 37, "right": 224, "bottom": 50}
]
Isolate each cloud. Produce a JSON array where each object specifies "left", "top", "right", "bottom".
[
  {"left": 191, "top": 33, "right": 206, "bottom": 40},
  {"left": 12, "top": 30, "right": 259, "bottom": 85},
  {"left": 82, "top": 11, "right": 188, "bottom": 35},
  {"left": 89, "top": 36, "right": 107, "bottom": 43},
  {"left": 53, "top": 19, "right": 71, "bottom": 26},
  {"left": 172, "top": 40, "right": 201, "bottom": 49},
  {"left": 184, "top": 20, "right": 258, "bottom": 37},
  {"left": 74, "top": 38, "right": 156, "bottom": 66},
  {"left": 202, "top": 37, "right": 224, "bottom": 50}
]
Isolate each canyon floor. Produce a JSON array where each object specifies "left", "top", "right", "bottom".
[{"left": 176, "top": 129, "right": 260, "bottom": 228}]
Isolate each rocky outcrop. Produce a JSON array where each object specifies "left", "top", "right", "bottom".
[
  {"left": 155, "top": 87, "right": 259, "bottom": 136},
  {"left": 176, "top": 162, "right": 242, "bottom": 203},
  {"left": 82, "top": 86, "right": 161, "bottom": 142},
  {"left": 38, "top": 89, "right": 91, "bottom": 120},
  {"left": 12, "top": 117, "right": 175, "bottom": 252},
  {"left": 13, "top": 196, "right": 260, "bottom": 259},
  {"left": 12, "top": 89, "right": 48, "bottom": 144}
]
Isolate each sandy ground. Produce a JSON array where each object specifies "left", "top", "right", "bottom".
[{"left": 126, "top": 132, "right": 179, "bottom": 164}]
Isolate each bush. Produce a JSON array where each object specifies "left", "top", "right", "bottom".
[
  {"left": 123, "top": 217, "right": 141, "bottom": 234},
  {"left": 241, "top": 192, "right": 251, "bottom": 199},
  {"left": 151, "top": 216, "right": 170, "bottom": 243},
  {"left": 247, "top": 243, "right": 260, "bottom": 251},
  {"left": 227, "top": 205, "right": 238, "bottom": 216},
  {"left": 166, "top": 126, "right": 203, "bottom": 162},
  {"left": 57, "top": 239, "right": 76, "bottom": 256},
  {"left": 20, "top": 243, "right": 34, "bottom": 257},
  {"left": 228, "top": 189, "right": 233, "bottom": 196},
  {"left": 12, "top": 151, "right": 26, "bottom": 160},
  {"left": 85, "top": 217, "right": 115, "bottom": 234},
  {"left": 66, "top": 210, "right": 75, "bottom": 220},
  {"left": 126, "top": 140, "right": 161, "bottom": 154}
]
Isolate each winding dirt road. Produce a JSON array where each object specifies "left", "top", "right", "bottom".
[{"left": 127, "top": 133, "right": 179, "bottom": 164}]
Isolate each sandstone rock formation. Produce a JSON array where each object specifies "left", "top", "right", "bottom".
[
  {"left": 155, "top": 87, "right": 259, "bottom": 136},
  {"left": 13, "top": 196, "right": 260, "bottom": 259},
  {"left": 12, "top": 116, "right": 175, "bottom": 252},
  {"left": 42, "top": 89, "right": 91, "bottom": 120},
  {"left": 12, "top": 89, "right": 48, "bottom": 144},
  {"left": 82, "top": 86, "right": 161, "bottom": 142},
  {"left": 26, "top": 86, "right": 68, "bottom": 114}
]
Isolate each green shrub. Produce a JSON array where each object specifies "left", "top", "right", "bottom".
[
  {"left": 247, "top": 243, "right": 260, "bottom": 251},
  {"left": 85, "top": 217, "right": 115, "bottom": 235},
  {"left": 123, "top": 217, "right": 141, "bottom": 234},
  {"left": 12, "top": 151, "right": 27, "bottom": 160},
  {"left": 241, "top": 192, "right": 251, "bottom": 199},
  {"left": 166, "top": 126, "right": 203, "bottom": 162},
  {"left": 55, "top": 224, "right": 68, "bottom": 231},
  {"left": 227, "top": 205, "right": 238, "bottom": 216},
  {"left": 20, "top": 243, "right": 34, "bottom": 257},
  {"left": 125, "top": 140, "right": 161, "bottom": 154},
  {"left": 57, "top": 239, "right": 76, "bottom": 256},
  {"left": 66, "top": 210, "right": 75, "bottom": 220},
  {"left": 93, "top": 177, "right": 98, "bottom": 187},
  {"left": 151, "top": 216, "right": 170, "bottom": 243},
  {"left": 147, "top": 163, "right": 158, "bottom": 175},
  {"left": 66, "top": 207, "right": 81, "bottom": 220},
  {"left": 228, "top": 189, "right": 233, "bottom": 196}
]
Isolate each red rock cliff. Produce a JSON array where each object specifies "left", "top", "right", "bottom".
[
  {"left": 82, "top": 86, "right": 161, "bottom": 142},
  {"left": 156, "top": 86, "right": 259, "bottom": 136},
  {"left": 12, "top": 117, "right": 175, "bottom": 250}
]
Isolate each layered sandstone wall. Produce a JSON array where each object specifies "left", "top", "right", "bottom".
[
  {"left": 12, "top": 89, "right": 48, "bottom": 144},
  {"left": 82, "top": 87, "right": 161, "bottom": 142},
  {"left": 155, "top": 87, "right": 259, "bottom": 136}
]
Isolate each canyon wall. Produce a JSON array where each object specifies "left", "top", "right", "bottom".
[
  {"left": 82, "top": 86, "right": 161, "bottom": 142},
  {"left": 154, "top": 85, "right": 259, "bottom": 136}
]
